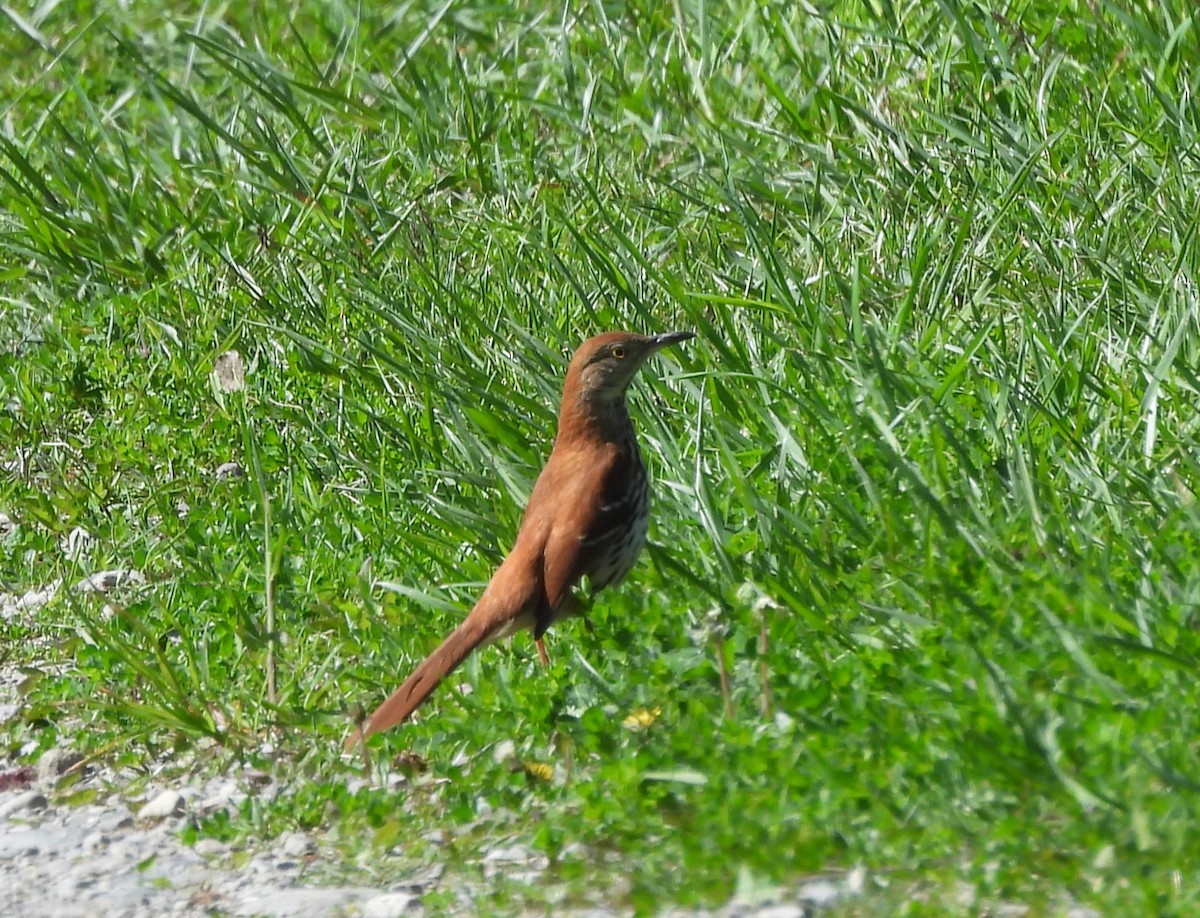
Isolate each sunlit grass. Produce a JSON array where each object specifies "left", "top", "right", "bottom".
[{"left": 2, "top": 0, "right": 1198, "bottom": 913}]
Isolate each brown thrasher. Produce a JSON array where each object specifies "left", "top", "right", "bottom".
[{"left": 346, "top": 330, "right": 693, "bottom": 748}]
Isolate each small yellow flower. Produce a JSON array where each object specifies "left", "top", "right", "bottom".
[
  {"left": 524, "top": 762, "right": 554, "bottom": 781},
  {"left": 622, "top": 706, "right": 662, "bottom": 730}
]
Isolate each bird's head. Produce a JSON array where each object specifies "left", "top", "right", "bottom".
[{"left": 566, "top": 330, "right": 694, "bottom": 406}]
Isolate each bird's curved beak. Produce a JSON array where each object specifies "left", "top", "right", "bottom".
[{"left": 650, "top": 330, "right": 695, "bottom": 350}]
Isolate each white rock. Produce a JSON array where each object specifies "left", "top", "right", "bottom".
[
  {"left": 74, "top": 569, "right": 146, "bottom": 594},
  {"left": 138, "top": 790, "right": 184, "bottom": 820},
  {"left": 215, "top": 461, "right": 245, "bottom": 479},
  {"left": 482, "top": 843, "right": 536, "bottom": 864},
  {"left": 0, "top": 791, "right": 47, "bottom": 819},
  {"left": 244, "top": 854, "right": 277, "bottom": 875},
  {"left": 36, "top": 747, "right": 83, "bottom": 788},
  {"left": 278, "top": 831, "right": 317, "bottom": 857},
  {"left": 361, "top": 892, "right": 417, "bottom": 917},
  {"left": 194, "top": 838, "right": 229, "bottom": 858},
  {"left": 243, "top": 768, "right": 272, "bottom": 787},
  {"left": 746, "top": 906, "right": 805, "bottom": 918},
  {"left": 2, "top": 580, "right": 62, "bottom": 618},
  {"left": 199, "top": 778, "right": 244, "bottom": 810},
  {"left": 797, "top": 879, "right": 840, "bottom": 907},
  {"left": 481, "top": 843, "right": 548, "bottom": 881}
]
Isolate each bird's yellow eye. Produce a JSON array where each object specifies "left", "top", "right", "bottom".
[{"left": 611, "top": 346, "right": 626, "bottom": 360}]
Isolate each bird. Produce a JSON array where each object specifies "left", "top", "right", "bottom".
[{"left": 346, "top": 330, "right": 694, "bottom": 749}]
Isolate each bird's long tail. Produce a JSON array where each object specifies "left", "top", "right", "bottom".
[
  {"left": 343, "top": 617, "right": 489, "bottom": 750},
  {"left": 344, "top": 564, "right": 539, "bottom": 751}
]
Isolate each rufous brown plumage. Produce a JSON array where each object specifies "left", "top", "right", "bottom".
[{"left": 346, "top": 330, "right": 693, "bottom": 749}]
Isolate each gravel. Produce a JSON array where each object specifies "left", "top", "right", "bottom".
[
  {"left": 0, "top": 775, "right": 447, "bottom": 918},
  {"left": 0, "top": 759, "right": 873, "bottom": 918}
]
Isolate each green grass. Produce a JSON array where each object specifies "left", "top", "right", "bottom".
[{"left": 2, "top": 0, "right": 1199, "bottom": 913}]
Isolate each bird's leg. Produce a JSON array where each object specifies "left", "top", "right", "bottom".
[{"left": 537, "top": 592, "right": 593, "bottom": 665}]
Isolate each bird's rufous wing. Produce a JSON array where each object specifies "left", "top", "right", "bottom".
[
  {"left": 530, "top": 441, "right": 620, "bottom": 634},
  {"left": 345, "top": 442, "right": 617, "bottom": 748}
]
